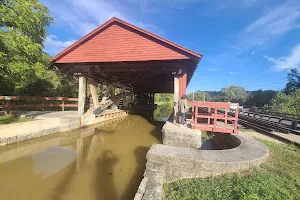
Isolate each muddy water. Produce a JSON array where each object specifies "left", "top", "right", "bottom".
[{"left": 0, "top": 115, "right": 163, "bottom": 200}]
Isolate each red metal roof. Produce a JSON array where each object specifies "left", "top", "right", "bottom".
[{"left": 52, "top": 17, "right": 202, "bottom": 63}]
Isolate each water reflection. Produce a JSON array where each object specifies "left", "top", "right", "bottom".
[
  {"left": 76, "top": 139, "right": 83, "bottom": 172},
  {"left": 0, "top": 115, "right": 162, "bottom": 200},
  {"left": 120, "top": 146, "right": 149, "bottom": 200},
  {"left": 153, "top": 103, "right": 173, "bottom": 121},
  {"left": 95, "top": 150, "right": 119, "bottom": 200},
  {"left": 33, "top": 146, "right": 76, "bottom": 178}
]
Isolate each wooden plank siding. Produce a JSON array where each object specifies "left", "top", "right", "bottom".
[{"left": 55, "top": 23, "right": 190, "bottom": 63}]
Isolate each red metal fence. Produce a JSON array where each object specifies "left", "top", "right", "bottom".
[
  {"left": 0, "top": 96, "right": 78, "bottom": 114},
  {"left": 189, "top": 101, "right": 239, "bottom": 134}
]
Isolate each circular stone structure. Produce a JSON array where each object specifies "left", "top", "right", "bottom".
[{"left": 134, "top": 122, "right": 269, "bottom": 200}]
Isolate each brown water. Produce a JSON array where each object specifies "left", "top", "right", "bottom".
[{"left": 0, "top": 115, "right": 162, "bottom": 200}]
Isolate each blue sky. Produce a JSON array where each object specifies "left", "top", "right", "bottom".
[{"left": 41, "top": 0, "right": 300, "bottom": 92}]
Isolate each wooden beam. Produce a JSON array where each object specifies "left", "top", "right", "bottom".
[
  {"left": 89, "top": 78, "right": 99, "bottom": 108},
  {"left": 84, "top": 74, "right": 132, "bottom": 90}
]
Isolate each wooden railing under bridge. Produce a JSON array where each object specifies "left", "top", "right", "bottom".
[
  {"left": 0, "top": 96, "right": 78, "bottom": 114},
  {"left": 188, "top": 101, "right": 239, "bottom": 134}
]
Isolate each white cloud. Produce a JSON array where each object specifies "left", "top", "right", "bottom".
[
  {"left": 263, "top": 43, "right": 300, "bottom": 71},
  {"left": 229, "top": 72, "right": 234, "bottom": 74},
  {"left": 251, "top": 51, "right": 255, "bottom": 55},
  {"left": 41, "top": 0, "right": 165, "bottom": 54},
  {"left": 235, "top": 0, "right": 300, "bottom": 53},
  {"left": 44, "top": 35, "right": 76, "bottom": 55},
  {"left": 41, "top": 0, "right": 162, "bottom": 36}
]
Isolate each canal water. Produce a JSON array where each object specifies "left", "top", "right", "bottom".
[{"left": 0, "top": 115, "right": 163, "bottom": 200}]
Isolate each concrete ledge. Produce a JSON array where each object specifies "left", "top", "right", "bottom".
[
  {"left": 137, "top": 133, "right": 269, "bottom": 199},
  {"left": 0, "top": 110, "right": 127, "bottom": 147},
  {"left": 134, "top": 177, "right": 149, "bottom": 200},
  {"left": 0, "top": 118, "right": 61, "bottom": 146},
  {"left": 162, "top": 122, "right": 202, "bottom": 148},
  {"left": 148, "top": 134, "right": 268, "bottom": 181}
]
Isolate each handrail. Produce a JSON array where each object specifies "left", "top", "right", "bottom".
[
  {"left": 189, "top": 101, "right": 239, "bottom": 134},
  {"left": 0, "top": 96, "right": 78, "bottom": 114}
]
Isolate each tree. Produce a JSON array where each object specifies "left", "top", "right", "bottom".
[
  {"left": 284, "top": 68, "right": 300, "bottom": 94},
  {"left": 154, "top": 93, "right": 173, "bottom": 104},
  {"left": 244, "top": 90, "right": 276, "bottom": 108},
  {"left": 220, "top": 86, "right": 247, "bottom": 104},
  {"left": 187, "top": 90, "right": 210, "bottom": 101},
  {"left": 0, "top": 0, "right": 54, "bottom": 95},
  {"left": 263, "top": 89, "right": 300, "bottom": 115}
]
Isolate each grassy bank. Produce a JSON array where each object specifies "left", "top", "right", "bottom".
[
  {"left": 0, "top": 115, "right": 32, "bottom": 125},
  {"left": 164, "top": 141, "right": 300, "bottom": 200}
]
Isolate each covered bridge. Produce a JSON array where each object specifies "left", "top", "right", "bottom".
[{"left": 52, "top": 17, "right": 202, "bottom": 116}]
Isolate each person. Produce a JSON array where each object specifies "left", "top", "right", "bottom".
[{"left": 178, "top": 95, "right": 188, "bottom": 127}]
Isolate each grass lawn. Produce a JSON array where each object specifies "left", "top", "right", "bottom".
[
  {"left": 0, "top": 115, "right": 32, "bottom": 125},
  {"left": 164, "top": 141, "right": 300, "bottom": 200}
]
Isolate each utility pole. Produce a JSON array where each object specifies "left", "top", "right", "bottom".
[
  {"left": 192, "top": 91, "right": 195, "bottom": 102},
  {"left": 203, "top": 92, "right": 206, "bottom": 102}
]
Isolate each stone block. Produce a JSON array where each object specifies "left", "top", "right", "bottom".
[
  {"left": 18, "top": 133, "right": 32, "bottom": 142},
  {"left": 7, "top": 135, "right": 18, "bottom": 144},
  {"left": 146, "top": 161, "right": 165, "bottom": 172},
  {"left": 134, "top": 177, "right": 148, "bottom": 200},
  {"left": 162, "top": 122, "right": 201, "bottom": 148},
  {"left": 0, "top": 137, "right": 8, "bottom": 146},
  {"left": 142, "top": 172, "right": 164, "bottom": 200}
]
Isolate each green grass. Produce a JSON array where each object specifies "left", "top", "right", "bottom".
[
  {"left": 0, "top": 115, "right": 32, "bottom": 125},
  {"left": 164, "top": 141, "right": 300, "bottom": 200},
  {"left": 239, "top": 127, "right": 256, "bottom": 132}
]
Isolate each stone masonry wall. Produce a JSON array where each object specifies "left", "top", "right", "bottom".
[
  {"left": 162, "top": 122, "right": 201, "bottom": 148},
  {"left": 135, "top": 132, "right": 269, "bottom": 200}
]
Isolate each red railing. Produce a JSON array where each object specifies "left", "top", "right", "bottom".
[
  {"left": 0, "top": 96, "right": 78, "bottom": 114},
  {"left": 189, "top": 101, "right": 239, "bottom": 134}
]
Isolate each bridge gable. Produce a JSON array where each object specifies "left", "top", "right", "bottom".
[{"left": 53, "top": 18, "right": 201, "bottom": 63}]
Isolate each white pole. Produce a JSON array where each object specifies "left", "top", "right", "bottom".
[
  {"left": 78, "top": 76, "right": 87, "bottom": 115},
  {"left": 174, "top": 77, "right": 179, "bottom": 123}
]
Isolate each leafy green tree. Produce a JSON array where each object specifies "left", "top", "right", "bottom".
[
  {"left": 0, "top": 0, "right": 54, "bottom": 95},
  {"left": 284, "top": 68, "right": 300, "bottom": 94},
  {"left": 264, "top": 89, "right": 300, "bottom": 115},
  {"left": 220, "top": 85, "right": 247, "bottom": 104},
  {"left": 244, "top": 90, "right": 276, "bottom": 108},
  {"left": 153, "top": 103, "right": 173, "bottom": 121},
  {"left": 187, "top": 90, "right": 210, "bottom": 101},
  {"left": 154, "top": 93, "right": 173, "bottom": 104}
]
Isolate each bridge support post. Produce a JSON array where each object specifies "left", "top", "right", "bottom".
[
  {"left": 111, "top": 86, "right": 118, "bottom": 110},
  {"left": 174, "top": 76, "right": 179, "bottom": 123},
  {"left": 78, "top": 76, "right": 87, "bottom": 115},
  {"left": 179, "top": 71, "right": 187, "bottom": 99},
  {"left": 176, "top": 70, "right": 187, "bottom": 124}
]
